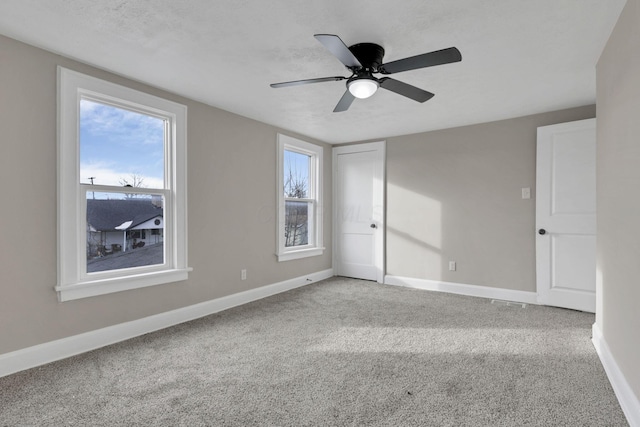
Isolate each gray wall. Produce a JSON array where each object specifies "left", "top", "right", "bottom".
[
  {"left": 386, "top": 106, "right": 595, "bottom": 291},
  {"left": 596, "top": 0, "right": 640, "bottom": 401},
  {"left": 0, "top": 35, "right": 332, "bottom": 355}
]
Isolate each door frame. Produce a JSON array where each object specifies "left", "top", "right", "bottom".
[{"left": 332, "top": 141, "right": 386, "bottom": 283}]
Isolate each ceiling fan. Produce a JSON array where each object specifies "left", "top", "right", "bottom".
[{"left": 271, "top": 34, "right": 462, "bottom": 112}]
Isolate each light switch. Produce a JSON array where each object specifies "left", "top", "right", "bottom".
[{"left": 521, "top": 187, "right": 531, "bottom": 199}]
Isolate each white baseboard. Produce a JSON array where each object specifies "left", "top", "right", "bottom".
[
  {"left": 0, "top": 268, "right": 334, "bottom": 378},
  {"left": 592, "top": 323, "right": 640, "bottom": 427},
  {"left": 384, "top": 275, "right": 538, "bottom": 305}
]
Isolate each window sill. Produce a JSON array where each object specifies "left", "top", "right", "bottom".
[
  {"left": 55, "top": 267, "right": 192, "bottom": 302},
  {"left": 277, "top": 247, "right": 325, "bottom": 262}
]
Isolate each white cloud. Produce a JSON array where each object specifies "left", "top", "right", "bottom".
[{"left": 80, "top": 99, "right": 164, "bottom": 145}]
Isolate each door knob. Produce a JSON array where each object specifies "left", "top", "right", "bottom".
[
  {"left": 538, "top": 229, "right": 546, "bottom": 235},
  {"left": 370, "top": 223, "right": 377, "bottom": 229}
]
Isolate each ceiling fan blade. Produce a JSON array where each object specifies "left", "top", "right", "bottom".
[
  {"left": 379, "top": 78, "right": 434, "bottom": 102},
  {"left": 333, "top": 90, "right": 356, "bottom": 112},
  {"left": 270, "top": 76, "right": 346, "bottom": 88},
  {"left": 314, "top": 34, "right": 362, "bottom": 69},
  {"left": 379, "top": 47, "right": 461, "bottom": 75}
]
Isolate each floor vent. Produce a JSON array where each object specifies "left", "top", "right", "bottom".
[{"left": 491, "top": 299, "right": 527, "bottom": 308}]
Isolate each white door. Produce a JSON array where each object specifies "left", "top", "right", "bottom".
[
  {"left": 536, "top": 118, "right": 596, "bottom": 312},
  {"left": 333, "top": 141, "right": 385, "bottom": 282}
]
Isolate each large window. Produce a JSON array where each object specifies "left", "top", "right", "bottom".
[
  {"left": 277, "top": 134, "right": 323, "bottom": 261},
  {"left": 56, "top": 67, "right": 189, "bottom": 301}
]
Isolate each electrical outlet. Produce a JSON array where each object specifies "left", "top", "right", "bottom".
[
  {"left": 241, "top": 269, "right": 247, "bottom": 280},
  {"left": 449, "top": 261, "right": 456, "bottom": 271}
]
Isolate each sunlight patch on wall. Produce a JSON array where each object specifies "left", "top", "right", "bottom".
[{"left": 386, "top": 182, "right": 442, "bottom": 277}]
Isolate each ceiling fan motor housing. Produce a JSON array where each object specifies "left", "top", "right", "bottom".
[{"left": 348, "top": 43, "right": 385, "bottom": 72}]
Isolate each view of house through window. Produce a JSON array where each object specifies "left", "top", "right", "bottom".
[
  {"left": 284, "top": 150, "right": 311, "bottom": 247},
  {"left": 80, "top": 99, "right": 166, "bottom": 273},
  {"left": 86, "top": 192, "right": 164, "bottom": 273}
]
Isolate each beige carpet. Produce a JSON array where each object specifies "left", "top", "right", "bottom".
[{"left": 0, "top": 277, "right": 628, "bottom": 426}]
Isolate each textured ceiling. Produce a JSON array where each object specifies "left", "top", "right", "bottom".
[{"left": 0, "top": 0, "right": 626, "bottom": 144}]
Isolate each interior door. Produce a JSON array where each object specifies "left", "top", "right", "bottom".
[
  {"left": 333, "top": 141, "right": 385, "bottom": 282},
  {"left": 536, "top": 118, "right": 596, "bottom": 312}
]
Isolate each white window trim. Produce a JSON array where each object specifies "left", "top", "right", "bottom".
[
  {"left": 56, "top": 67, "right": 190, "bottom": 301},
  {"left": 277, "top": 134, "right": 324, "bottom": 262}
]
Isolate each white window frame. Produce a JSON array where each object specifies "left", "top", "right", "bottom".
[
  {"left": 277, "top": 134, "right": 324, "bottom": 261},
  {"left": 56, "top": 67, "right": 190, "bottom": 301}
]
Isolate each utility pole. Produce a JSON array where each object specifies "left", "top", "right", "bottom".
[{"left": 88, "top": 177, "right": 96, "bottom": 199}]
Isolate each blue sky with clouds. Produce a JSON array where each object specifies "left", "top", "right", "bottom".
[{"left": 80, "top": 99, "right": 165, "bottom": 189}]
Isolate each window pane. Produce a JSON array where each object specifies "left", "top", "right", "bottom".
[
  {"left": 86, "top": 191, "right": 164, "bottom": 273},
  {"left": 283, "top": 150, "right": 310, "bottom": 198},
  {"left": 285, "top": 200, "right": 309, "bottom": 247},
  {"left": 79, "top": 99, "right": 165, "bottom": 189}
]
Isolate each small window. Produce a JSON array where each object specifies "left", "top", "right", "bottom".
[
  {"left": 277, "top": 134, "right": 323, "bottom": 261},
  {"left": 56, "top": 67, "right": 190, "bottom": 301}
]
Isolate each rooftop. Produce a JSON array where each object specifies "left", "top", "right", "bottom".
[{"left": 87, "top": 199, "right": 162, "bottom": 232}]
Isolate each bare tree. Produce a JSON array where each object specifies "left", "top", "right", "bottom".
[
  {"left": 284, "top": 161, "right": 309, "bottom": 247},
  {"left": 119, "top": 173, "right": 147, "bottom": 198}
]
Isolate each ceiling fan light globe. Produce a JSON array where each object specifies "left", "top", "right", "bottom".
[{"left": 348, "top": 79, "right": 379, "bottom": 99}]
